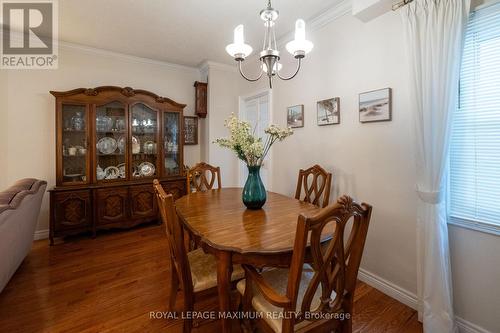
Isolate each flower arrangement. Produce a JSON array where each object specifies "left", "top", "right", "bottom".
[{"left": 214, "top": 114, "right": 293, "bottom": 166}]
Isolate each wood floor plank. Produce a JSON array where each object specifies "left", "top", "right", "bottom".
[{"left": 0, "top": 225, "right": 422, "bottom": 333}]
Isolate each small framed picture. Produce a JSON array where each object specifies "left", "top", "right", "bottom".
[
  {"left": 317, "top": 97, "right": 340, "bottom": 126},
  {"left": 287, "top": 105, "right": 304, "bottom": 128},
  {"left": 359, "top": 88, "right": 392, "bottom": 123},
  {"left": 183, "top": 116, "right": 198, "bottom": 145}
]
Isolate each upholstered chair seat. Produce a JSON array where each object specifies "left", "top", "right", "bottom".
[
  {"left": 188, "top": 248, "right": 244, "bottom": 292},
  {"left": 236, "top": 265, "right": 336, "bottom": 333}
]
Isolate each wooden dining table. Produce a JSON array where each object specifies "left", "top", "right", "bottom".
[{"left": 175, "top": 187, "right": 323, "bottom": 333}]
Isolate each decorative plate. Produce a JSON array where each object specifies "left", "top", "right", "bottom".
[
  {"left": 97, "top": 137, "right": 117, "bottom": 155},
  {"left": 138, "top": 162, "right": 155, "bottom": 177},
  {"left": 117, "top": 163, "right": 126, "bottom": 178},
  {"left": 132, "top": 136, "right": 141, "bottom": 154},
  {"left": 104, "top": 166, "right": 120, "bottom": 179}
]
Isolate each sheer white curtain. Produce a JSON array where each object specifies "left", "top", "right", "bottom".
[{"left": 401, "top": 0, "right": 470, "bottom": 332}]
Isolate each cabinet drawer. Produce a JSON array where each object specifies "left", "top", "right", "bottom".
[
  {"left": 96, "top": 188, "right": 129, "bottom": 225},
  {"left": 52, "top": 190, "right": 92, "bottom": 231}
]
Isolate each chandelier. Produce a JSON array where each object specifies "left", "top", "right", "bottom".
[{"left": 225, "top": 0, "right": 313, "bottom": 88}]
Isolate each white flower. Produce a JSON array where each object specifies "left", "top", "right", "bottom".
[{"left": 213, "top": 113, "right": 293, "bottom": 166}]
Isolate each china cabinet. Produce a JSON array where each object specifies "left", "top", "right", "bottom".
[{"left": 49, "top": 86, "right": 187, "bottom": 244}]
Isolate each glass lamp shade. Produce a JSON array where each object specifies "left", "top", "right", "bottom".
[
  {"left": 285, "top": 39, "right": 313, "bottom": 55},
  {"left": 262, "top": 61, "right": 282, "bottom": 74},
  {"left": 286, "top": 19, "right": 313, "bottom": 56},
  {"left": 226, "top": 24, "right": 253, "bottom": 59},
  {"left": 226, "top": 43, "right": 253, "bottom": 59}
]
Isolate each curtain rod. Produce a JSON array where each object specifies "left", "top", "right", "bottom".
[{"left": 392, "top": 0, "right": 414, "bottom": 11}]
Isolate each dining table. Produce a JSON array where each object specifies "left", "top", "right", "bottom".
[{"left": 175, "top": 187, "right": 324, "bottom": 333}]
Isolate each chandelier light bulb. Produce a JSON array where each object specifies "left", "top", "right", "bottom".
[
  {"left": 225, "top": 24, "right": 253, "bottom": 59},
  {"left": 286, "top": 19, "right": 313, "bottom": 58},
  {"left": 295, "top": 19, "right": 306, "bottom": 41},
  {"left": 262, "top": 62, "right": 282, "bottom": 74},
  {"left": 234, "top": 24, "right": 244, "bottom": 45}
]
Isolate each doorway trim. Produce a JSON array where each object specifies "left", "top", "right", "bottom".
[{"left": 238, "top": 88, "right": 273, "bottom": 190}]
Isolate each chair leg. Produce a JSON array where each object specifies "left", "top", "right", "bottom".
[
  {"left": 168, "top": 266, "right": 180, "bottom": 312},
  {"left": 183, "top": 294, "right": 194, "bottom": 333},
  {"left": 340, "top": 318, "right": 352, "bottom": 333},
  {"left": 241, "top": 280, "right": 255, "bottom": 333}
]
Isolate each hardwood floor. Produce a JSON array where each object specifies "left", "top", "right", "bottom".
[{"left": 0, "top": 225, "right": 422, "bottom": 333}]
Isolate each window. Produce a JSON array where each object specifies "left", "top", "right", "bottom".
[{"left": 449, "top": 2, "right": 500, "bottom": 234}]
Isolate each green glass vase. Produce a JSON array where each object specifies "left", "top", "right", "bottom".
[{"left": 242, "top": 165, "right": 266, "bottom": 209}]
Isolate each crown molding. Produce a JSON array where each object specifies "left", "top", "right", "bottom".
[
  {"left": 276, "top": 0, "right": 352, "bottom": 46},
  {"left": 59, "top": 41, "right": 199, "bottom": 73}
]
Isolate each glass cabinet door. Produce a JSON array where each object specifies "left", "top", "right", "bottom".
[
  {"left": 61, "top": 104, "right": 88, "bottom": 184},
  {"left": 131, "top": 103, "right": 159, "bottom": 178},
  {"left": 95, "top": 101, "right": 127, "bottom": 181},
  {"left": 163, "top": 112, "right": 180, "bottom": 176}
]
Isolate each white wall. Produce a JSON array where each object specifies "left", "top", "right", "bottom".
[
  {"left": 270, "top": 11, "right": 418, "bottom": 295},
  {"left": 0, "top": 45, "right": 201, "bottom": 232},
  {"left": 232, "top": 8, "right": 499, "bottom": 333},
  {"left": 202, "top": 62, "right": 253, "bottom": 187}
]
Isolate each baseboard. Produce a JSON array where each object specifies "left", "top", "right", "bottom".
[
  {"left": 34, "top": 229, "right": 49, "bottom": 240},
  {"left": 357, "top": 268, "right": 492, "bottom": 333},
  {"left": 456, "top": 316, "right": 492, "bottom": 333},
  {"left": 357, "top": 268, "right": 418, "bottom": 310}
]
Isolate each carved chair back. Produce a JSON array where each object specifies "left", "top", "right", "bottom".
[
  {"left": 153, "top": 180, "right": 193, "bottom": 294},
  {"left": 186, "top": 162, "right": 222, "bottom": 193},
  {"left": 295, "top": 164, "right": 332, "bottom": 208},
  {"left": 245, "top": 195, "right": 372, "bottom": 332}
]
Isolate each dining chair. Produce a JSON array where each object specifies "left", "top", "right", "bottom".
[
  {"left": 186, "top": 162, "right": 222, "bottom": 193},
  {"left": 295, "top": 164, "right": 332, "bottom": 208},
  {"left": 237, "top": 195, "right": 372, "bottom": 333},
  {"left": 153, "top": 180, "right": 244, "bottom": 332}
]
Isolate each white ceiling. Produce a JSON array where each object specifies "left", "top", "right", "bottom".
[{"left": 59, "top": 0, "right": 340, "bottom": 67}]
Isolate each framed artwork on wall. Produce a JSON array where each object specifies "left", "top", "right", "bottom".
[
  {"left": 359, "top": 88, "right": 392, "bottom": 123},
  {"left": 287, "top": 104, "right": 304, "bottom": 128},
  {"left": 183, "top": 116, "right": 198, "bottom": 145},
  {"left": 317, "top": 97, "right": 340, "bottom": 125}
]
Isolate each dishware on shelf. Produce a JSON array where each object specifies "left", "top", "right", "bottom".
[
  {"left": 97, "top": 137, "right": 118, "bottom": 154},
  {"left": 96, "top": 116, "right": 113, "bottom": 132},
  {"left": 143, "top": 141, "right": 156, "bottom": 154},
  {"left": 104, "top": 166, "right": 120, "bottom": 180},
  {"left": 68, "top": 147, "right": 77, "bottom": 156},
  {"left": 117, "top": 136, "right": 126, "bottom": 154},
  {"left": 132, "top": 119, "right": 139, "bottom": 127},
  {"left": 117, "top": 163, "right": 126, "bottom": 178},
  {"left": 71, "top": 112, "right": 85, "bottom": 131},
  {"left": 138, "top": 162, "right": 155, "bottom": 177},
  {"left": 96, "top": 165, "right": 106, "bottom": 180},
  {"left": 165, "top": 158, "right": 178, "bottom": 170},
  {"left": 132, "top": 136, "right": 141, "bottom": 154},
  {"left": 115, "top": 118, "right": 126, "bottom": 131},
  {"left": 74, "top": 145, "right": 86, "bottom": 155}
]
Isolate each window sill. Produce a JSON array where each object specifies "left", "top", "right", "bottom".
[{"left": 448, "top": 216, "right": 500, "bottom": 236}]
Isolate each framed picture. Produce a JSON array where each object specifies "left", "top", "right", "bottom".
[
  {"left": 183, "top": 116, "right": 198, "bottom": 145},
  {"left": 287, "top": 105, "right": 304, "bottom": 128},
  {"left": 317, "top": 97, "right": 340, "bottom": 125},
  {"left": 359, "top": 88, "right": 392, "bottom": 123}
]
